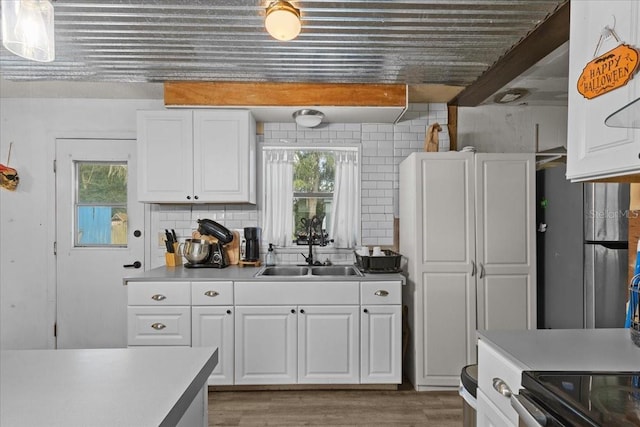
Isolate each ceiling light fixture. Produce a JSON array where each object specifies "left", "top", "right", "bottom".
[
  {"left": 293, "top": 109, "right": 324, "bottom": 128},
  {"left": 265, "top": 1, "right": 301, "bottom": 41},
  {"left": 1, "top": 0, "right": 55, "bottom": 62},
  {"left": 493, "top": 88, "right": 530, "bottom": 104}
]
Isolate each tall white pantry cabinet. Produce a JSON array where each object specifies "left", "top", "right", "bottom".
[{"left": 399, "top": 152, "right": 536, "bottom": 390}]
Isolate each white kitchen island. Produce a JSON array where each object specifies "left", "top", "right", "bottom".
[{"left": 0, "top": 346, "right": 218, "bottom": 427}]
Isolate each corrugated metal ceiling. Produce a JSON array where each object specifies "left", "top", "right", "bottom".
[{"left": 0, "top": 0, "right": 566, "bottom": 87}]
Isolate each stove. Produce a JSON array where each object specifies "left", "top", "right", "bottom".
[{"left": 517, "top": 371, "right": 640, "bottom": 426}]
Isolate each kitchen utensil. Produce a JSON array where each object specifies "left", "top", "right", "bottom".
[
  {"left": 197, "top": 219, "right": 233, "bottom": 244},
  {"left": 178, "top": 238, "right": 211, "bottom": 264}
]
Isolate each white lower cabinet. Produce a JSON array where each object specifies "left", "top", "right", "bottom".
[
  {"left": 127, "top": 279, "right": 403, "bottom": 386},
  {"left": 360, "top": 305, "right": 402, "bottom": 384},
  {"left": 234, "top": 306, "right": 297, "bottom": 384},
  {"left": 477, "top": 390, "right": 512, "bottom": 427},
  {"left": 298, "top": 305, "right": 360, "bottom": 384},
  {"left": 192, "top": 306, "right": 234, "bottom": 385}
]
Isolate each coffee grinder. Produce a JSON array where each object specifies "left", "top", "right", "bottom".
[{"left": 243, "top": 227, "right": 261, "bottom": 261}]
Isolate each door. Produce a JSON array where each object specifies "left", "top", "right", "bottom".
[
  {"left": 56, "top": 138, "right": 144, "bottom": 348},
  {"left": 297, "top": 305, "right": 359, "bottom": 384},
  {"left": 192, "top": 306, "right": 234, "bottom": 385},
  {"left": 361, "top": 305, "right": 402, "bottom": 384},
  {"left": 475, "top": 154, "right": 536, "bottom": 331},
  {"left": 234, "top": 306, "right": 297, "bottom": 384}
]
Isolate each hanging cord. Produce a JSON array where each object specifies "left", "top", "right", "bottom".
[
  {"left": 593, "top": 24, "right": 621, "bottom": 58},
  {"left": 6, "top": 142, "right": 12, "bottom": 165}
]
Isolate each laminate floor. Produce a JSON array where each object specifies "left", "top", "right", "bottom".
[{"left": 208, "top": 385, "right": 463, "bottom": 426}]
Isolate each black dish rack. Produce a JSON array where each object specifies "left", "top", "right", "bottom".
[{"left": 354, "top": 249, "right": 403, "bottom": 274}]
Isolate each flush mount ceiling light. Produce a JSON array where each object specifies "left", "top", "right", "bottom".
[
  {"left": 293, "top": 109, "right": 324, "bottom": 128},
  {"left": 1, "top": 0, "right": 55, "bottom": 62},
  {"left": 493, "top": 88, "right": 530, "bottom": 104},
  {"left": 265, "top": 1, "right": 301, "bottom": 41}
]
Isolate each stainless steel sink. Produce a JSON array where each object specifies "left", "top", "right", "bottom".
[
  {"left": 256, "top": 266, "right": 309, "bottom": 276},
  {"left": 255, "top": 265, "right": 363, "bottom": 278},
  {"left": 310, "top": 266, "right": 363, "bottom": 276}
]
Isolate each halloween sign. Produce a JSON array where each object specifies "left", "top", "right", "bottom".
[
  {"left": 1, "top": 143, "right": 19, "bottom": 192},
  {"left": 578, "top": 44, "right": 639, "bottom": 99}
]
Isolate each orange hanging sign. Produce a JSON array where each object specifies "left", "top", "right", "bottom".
[{"left": 577, "top": 44, "right": 639, "bottom": 99}]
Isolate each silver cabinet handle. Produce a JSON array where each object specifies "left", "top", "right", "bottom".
[
  {"left": 374, "top": 290, "right": 389, "bottom": 297},
  {"left": 492, "top": 377, "right": 512, "bottom": 398},
  {"left": 471, "top": 260, "right": 476, "bottom": 276},
  {"left": 479, "top": 263, "right": 485, "bottom": 279},
  {"left": 151, "top": 294, "right": 166, "bottom": 301},
  {"left": 204, "top": 290, "right": 219, "bottom": 297},
  {"left": 151, "top": 323, "right": 166, "bottom": 330}
]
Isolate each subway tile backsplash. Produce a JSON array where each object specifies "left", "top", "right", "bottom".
[{"left": 150, "top": 103, "right": 449, "bottom": 267}]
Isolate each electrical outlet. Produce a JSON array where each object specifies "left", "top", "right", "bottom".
[{"left": 158, "top": 232, "right": 166, "bottom": 247}]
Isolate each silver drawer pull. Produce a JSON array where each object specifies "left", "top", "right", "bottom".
[
  {"left": 151, "top": 294, "right": 166, "bottom": 301},
  {"left": 374, "top": 290, "right": 389, "bottom": 297},
  {"left": 151, "top": 323, "right": 166, "bottom": 330},
  {"left": 204, "top": 290, "right": 219, "bottom": 297},
  {"left": 492, "top": 377, "right": 512, "bottom": 398}
]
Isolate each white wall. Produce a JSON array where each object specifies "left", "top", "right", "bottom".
[
  {"left": 457, "top": 104, "right": 568, "bottom": 153},
  {"left": 0, "top": 98, "right": 163, "bottom": 349}
]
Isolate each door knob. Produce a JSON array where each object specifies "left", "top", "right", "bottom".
[{"left": 123, "top": 261, "right": 142, "bottom": 269}]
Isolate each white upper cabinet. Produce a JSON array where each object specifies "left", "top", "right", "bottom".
[
  {"left": 137, "top": 109, "right": 256, "bottom": 203},
  {"left": 567, "top": 0, "right": 640, "bottom": 181}
]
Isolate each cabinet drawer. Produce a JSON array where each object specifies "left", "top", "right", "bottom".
[
  {"left": 477, "top": 340, "right": 523, "bottom": 426},
  {"left": 192, "top": 281, "right": 233, "bottom": 305},
  {"left": 360, "top": 281, "right": 401, "bottom": 305},
  {"left": 127, "top": 306, "right": 191, "bottom": 346},
  {"left": 127, "top": 281, "right": 190, "bottom": 305}
]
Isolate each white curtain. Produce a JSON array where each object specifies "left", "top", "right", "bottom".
[
  {"left": 330, "top": 150, "right": 359, "bottom": 248},
  {"left": 262, "top": 149, "right": 295, "bottom": 247}
]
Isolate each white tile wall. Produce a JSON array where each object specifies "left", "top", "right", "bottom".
[{"left": 151, "top": 103, "right": 448, "bottom": 267}]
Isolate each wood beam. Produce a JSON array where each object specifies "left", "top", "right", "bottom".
[
  {"left": 164, "top": 82, "right": 406, "bottom": 107},
  {"left": 450, "top": 1, "right": 570, "bottom": 107}
]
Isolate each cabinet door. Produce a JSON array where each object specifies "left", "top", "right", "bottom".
[
  {"left": 137, "top": 110, "right": 193, "bottom": 202},
  {"left": 567, "top": 1, "right": 640, "bottom": 181},
  {"left": 477, "top": 390, "right": 512, "bottom": 427},
  {"left": 234, "top": 306, "right": 297, "bottom": 384},
  {"left": 360, "top": 305, "right": 401, "bottom": 384},
  {"left": 192, "top": 306, "right": 234, "bottom": 385},
  {"left": 193, "top": 110, "right": 256, "bottom": 203},
  {"left": 475, "top": 154, "right": 536, "bottom": 331},
  {"left": 297, "top": 305, "right": 360, "bottom": 384},
  {"left": 422, "top": 271, "right": 475, "bottom": 386}
]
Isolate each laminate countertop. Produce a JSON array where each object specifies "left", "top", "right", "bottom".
[
  {"left": 477, "top": 328, "right": 640, "bottom": 371},
  {"left": 123, "top": 264, "right": 406, "bottom": 284},
  {"left": 0, "top": 346, "right": 218, "bottom": 427}
]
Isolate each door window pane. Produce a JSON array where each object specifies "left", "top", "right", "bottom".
[{"left": 74, "top": 162, "right": 128, "bottom": 247}]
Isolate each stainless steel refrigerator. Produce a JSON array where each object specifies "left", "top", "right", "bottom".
[{"left": 537, "top": 165, "right": 629, "bottom": 329}]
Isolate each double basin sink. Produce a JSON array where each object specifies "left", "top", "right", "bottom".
[{"left": 255, "top": 265, "right": 363, "bottom": 278}]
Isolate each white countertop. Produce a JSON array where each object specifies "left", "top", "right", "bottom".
[
  {"left": 0, "top": 346, "right": 218, "bottom": 427},
  {"left": 477, "top": 328, "right": 640, "bottom": 371}
]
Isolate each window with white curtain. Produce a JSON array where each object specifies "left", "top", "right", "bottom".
[{"left": 262, "top": 146, "right": 359, "bottom": 248}]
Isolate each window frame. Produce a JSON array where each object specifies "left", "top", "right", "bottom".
[{"left": 260, "top": 143, "right": 361, "bottom": 249}]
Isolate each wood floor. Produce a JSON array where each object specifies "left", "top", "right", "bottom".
[{"left": 208, "top": 384, "right": 463, "bottom": 426}]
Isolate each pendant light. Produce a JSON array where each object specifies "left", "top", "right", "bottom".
[
  {"left": 1, "top": 0, "right": 55, "bottom": 62},
  {"left": 265, "top": 1, "right": 301, "bottom": 41}
]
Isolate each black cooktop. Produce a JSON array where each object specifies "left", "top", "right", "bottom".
[{"left": 521, "top": 371, "right": 640, "bottom": 426}]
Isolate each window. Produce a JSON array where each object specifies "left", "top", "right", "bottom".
[
  {"left": 262, "top": 146, "right": 359, "bottom": 248},
  {"left": 293, "top": 150, "right": 335, "bottom": 242},
  {"left": 74, "top": 162, "right": 128, "bottom": 247}
]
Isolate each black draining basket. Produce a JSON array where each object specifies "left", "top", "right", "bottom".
[{"left": 354, "top": 249, "right": 402, "bottom": 273}]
